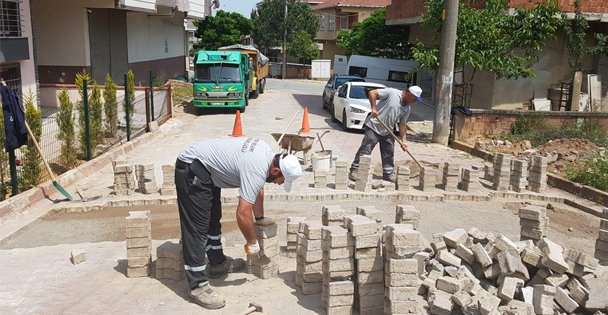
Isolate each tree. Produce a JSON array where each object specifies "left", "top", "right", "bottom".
[
  {"left": 124, "top": 69, "right": 135, "bottom": 123},
  {"left": 103, "top": 73, "right": 118, "bottom": 137},
  {"left": 56, "top": 89, "right": 77, "bottom": 168},
  {"left": 20, "top": 91, "right": 41, "bottom": 191},
  {"left": 287, "top": 31, "right": 320, "bottom": 62},
  {"left": 193, "top": 10, "right": 253, "bottom": 51},
  {"left": 75, "top": 69, "right": 91, "bottom": 157},
  {"left": 337, "top": 9, "right": 411, "bottom": 59},
  {"left": 252, "top": 0, "right": 319, "bottom": 54},
  {"left": 564, "top": 0, "right": 590, "bottom": 71},
  {"left": 412, "top": 0, "right": 561, "bottom": 82}
]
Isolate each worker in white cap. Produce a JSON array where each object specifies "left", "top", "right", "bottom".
[
  {"left": 174, "top": 137, "right": 302, "bottom": 309},
  {"left": 350, "top": 85, "right": 423, "bottom": 182}
]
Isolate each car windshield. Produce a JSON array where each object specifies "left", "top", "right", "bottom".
[
  {"left": 195, "top": 63, "right": 241, "bottom": 83},
  {"left": 336, "top": 77, "right": 363, "bottom": 88},
  {"left": 349, "top": 86, "right": 373, "bottom": 99}
]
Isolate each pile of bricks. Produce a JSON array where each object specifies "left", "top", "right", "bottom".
[
  {"left": 510, "top": 159, "right": 529, "bottom": 193},
  {"left": 519, "top": 204, "right": 548, "bottom": 243},
  {"left": 395, "top": 205, "right": 421, "bottom": 230},
  {"left": 247, "top": 223, "right": 279, "bottom": 279},
  {"left": 492, "top": 153, "right": 512, "bottom": 191},
  {"left": 419, "top": 166, "right": 437, "bottom": 191},
  {"left": 155, "top": 241, "right": 185, "bottom": 281},
  {"left": 286, "top": 216, "right": 306, "bottom": 258},
  {"left": 395, "top": 165, "right": 410, "bottom": 191},
  {"left": 135, "top": 163, "right": 157, "bottom": 194},
  {"left": 595, "top": 208, "right": 608, "bottom": 264},
  {"left": 459, "top": 167, "right": 482, "bottom": 193},
  {"left": 125, "top": 211, "right": 151, "bottom": 278},
  {"left": 296, "top": 221, "right": 324, "bottom": 294},
  {"left": 334, "top": 161, "right": 349, "bottom": 190},
  {"left": 442, "top": 162, "right": 460, "bottom": 192},
  {"left": 160, "top": 164, "right": 175, "bottom": 195},
  {"left": 113, "top": 158, "right": 135, "bottom": 196},
  {"left": 323, "top": 205, "right": 346, "bottom": 227},
  {"left": 354, "top": 155, "right": 372, "bottom": 192},
  {"left": 322, "top": 225, "right": 355, "bottom": 314},
  {"left": 314, "top": 169, "right": 328, "bottom": 188},
  {"left": 528, "top": 156, "right": 548, "bottom": 193},
  {"left": 384, "top": 224, "right": 423, "bottom": 314},
  {"left": 356, "top": 206, "right": 382, "bottom": 231}
]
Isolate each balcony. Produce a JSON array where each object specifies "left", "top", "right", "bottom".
[{"left": 0, "top": 0, "right": 29, "bottom": 62}]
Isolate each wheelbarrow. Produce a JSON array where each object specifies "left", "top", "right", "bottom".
[{"left": 271, "top": 133, "right": 315, "bottom": 164}]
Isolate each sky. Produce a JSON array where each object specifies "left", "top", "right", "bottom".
[{"left": 218, "top": 0, "right": 258, "bottom": 17}]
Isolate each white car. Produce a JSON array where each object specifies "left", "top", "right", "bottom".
[{"left": 331, "top": 81, "right": 386, "bottom": 130}]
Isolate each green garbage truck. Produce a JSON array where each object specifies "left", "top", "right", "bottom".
[{"left": 192, "top": 50, "right": 253, "bottom": 112}]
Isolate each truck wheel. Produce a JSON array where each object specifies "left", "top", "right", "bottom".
[
  {"left": 259, "top": 78, "right": 266, "bottom": 94},
  {"left": 252, "top": 86, "right": 260, "bottom": 99}
]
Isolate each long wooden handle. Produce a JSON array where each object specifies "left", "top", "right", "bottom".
[
  {"left": 23, "top": 121, "right": 57, "bottom": 181},
  {"left": 375, "top": 118, "right": 423, "bottom": 168},
  {"left": 274, "top": 109, "right": 301, "bottom": 152}
]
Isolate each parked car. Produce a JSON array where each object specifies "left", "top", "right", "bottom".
[
  {"left": 332, "top": 81, "right": 386, "bottom": 130},
  {"left": 322, "top": 74, "right": 365, "bottom": 111}
]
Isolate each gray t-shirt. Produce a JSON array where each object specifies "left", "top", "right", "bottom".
[
  {"left": 364, "top": 87, "right": 410, "bottom": 136},
  {"left": 177, "top": 137, "right": 273, "bottom": 204}
]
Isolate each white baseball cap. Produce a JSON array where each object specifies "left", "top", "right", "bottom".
[
  {"left": 408, "top": 86, "right": 423, "bottom": 103},
  {"left": 279, "top": 154, "right": 302, "bottom": 192}
]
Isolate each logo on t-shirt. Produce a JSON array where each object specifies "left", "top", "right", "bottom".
[{"left": 241, "top": 138, "right": 261, "bottom": 153}]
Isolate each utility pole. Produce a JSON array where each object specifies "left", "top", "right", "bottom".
[
  {"left": 432, "top": 0, "right": 459, "bottom": 146},
  {"left": 282, "top": 0, "right": 288, "bottom": 80}
]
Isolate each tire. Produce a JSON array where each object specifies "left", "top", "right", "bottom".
[
  {"left": 252, "top": 87, "right": 260, "bottom": 99},
  {"left": 322, "top": 93, "right": 327, "bottom": 110},
  {"left": 331, "top": 102, "right": 338, "bottom": 123},
  {"left": 342, "top": 109, "right": 349, "bottom": 131},
  {"left": 259, "top": 78, "right": 266, "bottom": 94},
  {"left": 240, "top": 97, "right": 248, "bottom": 113}
]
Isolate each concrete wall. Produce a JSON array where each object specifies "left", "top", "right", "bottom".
[
  {"left": 20, "top": 0, "right": 37, "bottom": 101},
  {"left": 126, "top": 11, "right": 186, "bottom": 63}
]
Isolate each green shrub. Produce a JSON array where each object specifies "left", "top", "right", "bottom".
[
  {"left": 55, "top": 89, "right": 78, "bottom": 168},
  {"left": 90, "top": 83, "right": 103, "bottom": 149},
  {"left": 103, "top": 74, "right": 118, "bottom": 137},
  {"left": 508, "top": 114, "right": 608, "bottom": 148},
  {"left": 567, "top": 155, "right": 608, "bottom": 192},
  {"left": 20, "top": 91, "right": 42, "bottom": 191}
]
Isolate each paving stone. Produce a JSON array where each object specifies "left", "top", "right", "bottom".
[
  {"left": 555, "top": 287, "right": 578, "bottom": 313},
  {"left": 70, "top": 250, "right": 87, "bottom": 265},
  {"left": 385, "top": 272, "right": 419, "bottom": 287},
  {"left": 322, "top": 225, "right": 352, "bottom": 248},
  {"left": 301, "top": 281, "right": 323, "bottom": 295},
  {"left": 538, "top": 238, "right": 569, "bottom": 274},
  {"left": 566, "top": 278, "right": 589, "bottom": 305},
  {"left": 254, "top": 223, "right": 278, "bottom": 239},
  {"left": 496, "top": 251, "right": 529, "bottom": 281},
  {"left": 430, "top": 290, "right": 453, "bottom": 315},
  {"left": 477, "top": 291, "right": 501, "bottom": 315},
  {"left": 354, "top": 234, "right": 381, "bottom": 249},
  {"left": 357, "top": 257, "right": 383, "bottom": 273},
  {"left": 529, "top": 268, "right": 552, "bottom": 286},
  {"left": 326, "top": 305, "right": 352, "bottom": 315},
  {"left": 385, "top": 258, "right": 418, "bottom": 274},
  {"left": 521, "top": 246, "right": 543, "bottom": 268},
  {"left": 385, "top": 286, "right": 418, "bottom": 302},
  {"left": 431, "top": 241, "right": 447, "bottom": 253},
  {"left": 358, "top": 293, "right": 384, "bottom": 309},
  {"left": 471, "top": 243, "right": 493, "bottom": 268},
  {"left": 287, "top": 216, "right": 307, "bottom": 233},
  {"left": 436, "top": 250, "right": 461, "bottom": 267},
  {"left": 302, "top": 272, "right": 323, "bottom": 283},
  {"left": 497, "top": 277, "right": 524, "bottom": 302},
  {"left": 494, "top": 234, "right": 519, "bottom": 256},
  {"left": 299, "top": 234, "right": 321, "bottom": 251},
  {"left": 323, "top": 245, "right": 354, "bottom": 260},
  {"left": 455, "top": 243, "right": 475, "bottom": 265},
  {"left": 503, "top": 299, "right": 534, "bottom": 315},
  {"left": 532, "top": 284, "right": 556, "bottom": 315},
  {"left": 323, "top": 258, "right": 354, "bottom": 272},
  {"left": 442, "top": 228, "right": 468, "bottom": 248},
  {"left": 325, "top": 293, "right": 354, "bottom": 307},
  {"left": 127, "top": 265, "right": 149, "bottom": 278},
  {"left": 436, "top": 276, "right": 461, "bottom": 294},
  {"left": 345, "top": 215, "right": 377, "bottom": 236},
  {"left": 483, "top": 263, "right": 500, "bottom": 279},
  {"left": 544, "top": 273, "right": 569, "bottom": 288},
  {"left": 358, "top": 270, "right": 383, "bottom": 284},
  {"left": 468, "top": 227, "right": 487, "bottom": 242},
  {"left": 585, "top": 278, "right": 608, "bottom": 311}
]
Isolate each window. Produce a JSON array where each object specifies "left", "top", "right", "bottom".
[
  {"left": 328, "top": 16, "right": 335, "bottom": 31},
  {"left": 388, "top": 70, "right": 408, "bottom": 83},
  {"left": 348, "top": 66, "right": 367, "bottom": 78},
  {"left": 0, "top": 63, "right": 22, "bottom": 100},
  {"left": 319, "top": 14, "right": 324, "bottom": 31},
  {"left": 337, "top": 84, "right": 347, "bottom": 98},
  {"left": 0, "top": 0, "right": 21, "bottom": 37},
  {"left": 340, "top": 15, "right": 349, "bottom": 30}
]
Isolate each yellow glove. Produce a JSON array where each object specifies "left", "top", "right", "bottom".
[
  {"left": 255, "top": 216, "right": 276, "bottom": 226},
  {"left": 244, "top": 241, "right": 260, "bottom": 255}
]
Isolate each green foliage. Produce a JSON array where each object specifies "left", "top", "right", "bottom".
[
  {"left": 90, "top": 83, "right": 103, "bottom": 150},
  {"left": 510, "top": 114, "right": 548, "bottom": 136},
  {"left": 564, "top": 0, "right": 590, "bottom": 71},
  {"left": 287, "top": 31, "right": 320, "bottom": 62},
  {"left": 567, "top": 156, "right": 608, "bottom": 192},
  {"left": 252, "top": 0, "right": 319, "bottom": 53},
  {"left": 75, "top": 69, "right": 91, "bottom": 157},
  {"left": 103, "top": 73, "right": 118, "bottom": 137},
  {"left": 0, "top": 97, "right": 7, "bottom": 200},
  {"left": 124, "top": 69, "right": 135, "bottom": 122},
  {"left": 592, "top": 33, "right": 608, "bottom": 57},
  {"left": 55, "top": 89, "right": 78, "bottom": 168},
  {"left": 193, "top": 10, "right": 253, "bottom": 51},
  {"left": 20, "top": 91, "right": 42, "bottom": 191},
  {"left": 413, "top": 0, "right": 561, "bottom": 81},
  {"left": 508, "top": 114, "right": 608, "bottom": 147},
  {"left": 336, "top": 9, "right": 411, "bottom": 59}
]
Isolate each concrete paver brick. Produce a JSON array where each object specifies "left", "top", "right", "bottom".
[
  {"left": 436, "top": 276, "right": 461, "bottom": 294},
  {"left": 532, "top": 284, "right": 556, "bottom": 315},
  {"left": 566, "top": 278, "right": 589, "bottom": 305},
  {"left": 430, "top": 290, "right": 453, "bottom": 315},
  {"left": 538, "top": 238, "right": 569, "bottom": 274},
  {"left": 585, "top": 278, "right": 608, "bottom": 311},
  {"left": 436, "top": 250, "right": 462, "bottom": 267},
  {"left": 327, "top": 280, "right": 354, "bottom": 296},
  {"left": 287, "top": 216, "right": 307, "bottom": 233},
  {"left": 471, "top": 243, "right": 493, "bottom": 268},
  {"left": 354, "top": 234, "right": 381, "bottom": 249},
  {"left": 455, "top": 243, "right": 475, "bottom": 265},
  {"left": 70, "top": 250, "right": 86, "bottom": 265},
  {"left": 497, "top": 276, "right": 524, "bottom": 302},
  {"left": 555, "top": 287, "right": 578, "bottom": 313},
  {"left": 496, "top": 251, "right": 529, "bottom": 280},
  {"left": 356, "top": 257, "right": 383, "bottom": 273},
  {"left": 354, "top": 246, "right": 381, "bottom": 259},
  {"left": 544, "top": 273, "right": 569, "bottom": 288},
  {"left": 442, "top": 228, "right": 468, "bottom": 248},
  {"left": 385, "top": 258, "right": 418, "bottom": 274}
]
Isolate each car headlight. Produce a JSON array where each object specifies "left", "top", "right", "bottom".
[
  {"left": 227, "top": 92, "right": 243, "bottom": 98},
  {"left": 350, "top": 107, "right": 366, "bottom": 114},
  {"left": 194, "top": 92, "right": 207, "bottom": 98}
]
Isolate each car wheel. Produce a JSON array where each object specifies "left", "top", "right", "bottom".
[
  {"left": 259, "top": 78, "right": 266, "bottom": 94},
  {"left": 331, "top": 102, "right": 338, "bottom": 123},
  {"left": 322, "top": 93, "right": 327, "bottom": 109},
  {"left": 342, "top": 109, "right": 348, "bottom": 131}
]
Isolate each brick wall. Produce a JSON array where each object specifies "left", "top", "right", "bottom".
[
  {"left": 509, "top": 0, "right": 608, "bottom": 13},
  {"left": 453, "top": 110, "right": 608, "bottom": 140},
  {"left": 386, "top": 0, "right": 425, "bottom": 21}
]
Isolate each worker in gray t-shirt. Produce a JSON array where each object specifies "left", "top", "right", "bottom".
[
  {"left": 350, "top": 86, "right": 423, "bottom": 182},
  {"left": 174, "top": 137, "right": 302, "bottom": 309}
]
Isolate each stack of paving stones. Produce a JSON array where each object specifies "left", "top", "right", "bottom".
[
  {"left": 510, "top": 159, "right": 529, "bottom": 193},
  {"left": 346, "top": 214, "right": 384, "bottom": 314},
  {"left": 384, "top": 224, "right": 423, "bottom": 314},
  {"left": 518, "top": 204, "right": 548, "bottom": 243},
  {"left": 419, "top": 166, "right": 437, "bottom": 191},
  {"left": 135, "top": 163, "right": 157, "bottom": 194},
  {"left": 334, "top": 161, "right": 349, "bottom": 190},
  {"left": 322, "top": 225, "right": 355, "bottom": 314},
  {"left": 395, "top": 165, "right": 410, "bottom": 191},
  {"left": 459, "top": 167, "right": 482, "bottom": 193},
  {"left": 247, "top": 223, "right": 280, "bottom": 279},
  {"left": 113, "top": 158, "right": 136, "bottom": 196},
  {"left": 356, "top": 206, "right": 382, "bottom": 232},
  {"left": 160, "top": 164, "right": 176, "bottom": 195},
  {"left": 314, "top": 169, "right": 328, "bottom": 188},
  {"left": 492, "top": 153, "right": 512, "bottom": 191},
  {"left": 155, "top": 241, "right": 185, "bottom": 281},
  {"left": 595, "top": 207, "right": 608, "bottom": 264},
  {"left": 442, "top": 162, "right": 460, "bottom": 192},
  {"left": 296, "top": 221, "right": 324, "bottom": 294},
  {"left": 126, "top": 211, "right": 151, "bottom": 278},
  {"left": 394, "top": 205, "right": 421, "bottom": 230},
  {"left": 416, "top": 227, "right": 603, "bottom": 314},
  {"left": 286, "top": 216, "right": 306, "bottom": 258},
  {"left": 323, "top": 205, "right": 347, "bottom": 227},
  {"left": 484, "top": 163, "right": 494, "bottom": 181},
  {"left": 528, "top": 156, "right": 548, "bottom": 193},
  {"left": 354, "top": 155, "right": 372, "bottom": 192}
]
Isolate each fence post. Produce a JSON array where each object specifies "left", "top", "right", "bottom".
[
  {"left": 83, "top": 79, "right": 91, "bottom": 160},
  {"left": 8, "top": 150, "right": 18, "bottom": 196},
  {"left": 145, "top": 89, "right": 151, "bottom": 131},
  {"left": 149, "top": 71, "right": 155, "bottom": 121},
  {"left": 124, "top": 73, "right": 131, "bottom": 142}
]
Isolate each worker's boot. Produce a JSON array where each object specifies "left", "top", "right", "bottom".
[
  {"left": 206, "top": 256, "right": 246, "bottom": 279},
  {"left": 189, "top": 281, "right": 225, "bottom": 309},
  {"left": 383, "top": 172, "right": 396, "bottom": 183},
  {"left": 348, "top": 170, "right": 358, "bottom": 181}
]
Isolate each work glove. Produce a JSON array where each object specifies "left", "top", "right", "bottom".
[
  {"left": 244, "top": 241, "right": 260, "bottom": 255},
  {"left": 255, "top": 216, "right": 276, "bottom": 226}
]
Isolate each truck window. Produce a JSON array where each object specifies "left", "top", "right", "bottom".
[
  {"left": 195, "top": 64, "right": 241, "bottom": 83},
  {"left": 349, "top": 66, "right": 367, "bottom": 78},
  {"left": 388, "top": 70, "right": 416, "bottom": 83}
]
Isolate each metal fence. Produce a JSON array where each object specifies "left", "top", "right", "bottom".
[{"left": 0, "top": 80, "right": 173, "bottom": 198}]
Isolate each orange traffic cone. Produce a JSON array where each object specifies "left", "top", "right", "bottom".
[
  {"left": 230, "top": 110, "right": 244, "bottom": 137},
  {"left": 300, "top": 107, "right": 310, "bottom": 134}
]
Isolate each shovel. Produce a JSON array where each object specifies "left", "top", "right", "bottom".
[{"left": 375, "top": 118, "right": 422, "bottom": 169}]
